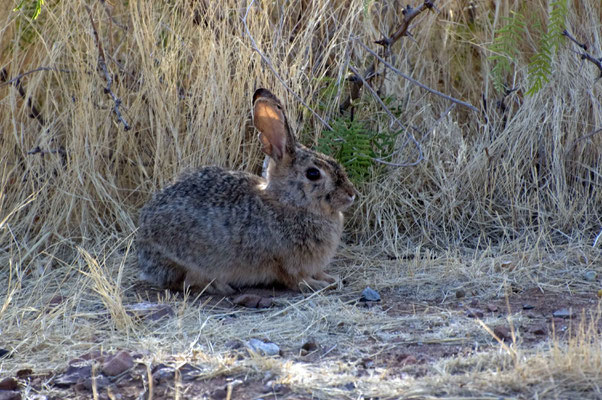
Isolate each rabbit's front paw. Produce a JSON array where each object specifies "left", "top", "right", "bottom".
[
  {"left": 313, "top": 271, "right": 337, "bottom": 284},
  {"left": 299, "top": 277, "right": 336, "bottom": 292}
]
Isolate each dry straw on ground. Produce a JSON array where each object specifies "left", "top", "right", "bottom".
[{"left": 1, "top": 0, "right": 601, "bottom": 398}]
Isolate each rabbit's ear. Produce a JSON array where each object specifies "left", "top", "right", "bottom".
[{"left": 253, "top": 89, "right": 295, "bottom": 161}]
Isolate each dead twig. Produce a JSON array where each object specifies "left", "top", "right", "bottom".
[
  {"left": 243, "top": 0, "right": 424, "bottom": 167},
  {"left": 341, "top": 0, "right": 436, "bottom": 112},
  {"left": 563, "top": 29, "right": 602, "bottom": 79},
  {"left": 0, "top": 67, "right": 72, "bottom": 88},
  {"left": 356, "top": 39, "right": 479, "bottom": 112},
  {"left": 0, "top": 68, "right": 46, "bottom": 127},
  {"left": 85, "top": 5, "right": 131, "bottom": 131}
]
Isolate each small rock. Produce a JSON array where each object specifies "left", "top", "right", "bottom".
[
  {"left": 82, "top": 375, "right": 110, "bottom": 391},
  {"left": 360, "top": 287, "right": 381, "bottom": 302},
  {"left": 247, "top": 339, "right": 279, "bottom": 356},
  {"left": 0, "top": 390, "right": 21, "bottom": 400},
  {"left": 532, "top": 325, "right": 547, "bottom": 335},
  {"left": 397, "top": 354, "right": 418, "bottom": 365},
  {"left": 498, "top": 260, "right": 516, "bottom": 271},
  {"left": 455, "top": 289, "right": 466, "bottom": 299},
  {"left": 486, "top": 303, "right": 499, "bottom": 312},
  {"left": 14, "top": 370, "right": 31, "bottom": 379},
  {"left": 102, "top": 350, "right": 134, "bottom": 376},
  {"left": 300, "top": 340, "right": 318, "bottom": 356},
  {"left": 301, "top": 340, "right": 318, "bottom": 352},
  {"left": 77, "top": 351, "right": 104, "bottom": 362},
  {"left": 48, "top": 295, "right": 65, "bottom": 309},
  {"left": 152, "top": 367, "right": 174, "bottom": 384},
  {"left": 522, "top": 304, "right": 535, "bottom": 310},
  {"left": 0, "top": 379, "right": 18, "bottom": 391},
  {"left": 553, "top": 309, "right": 572, "bottom": 318},
  {"left": 465, "top": 309, "right": 484, "bottom": 318},
  {"left": 211, "top": 388, "right": 227, "bottom": 399},
  {"left": 225, "top": 340, "right": 244, "bottom": 350},
  {"left": 126, "top": 302, "right": 174, "bottom": 321},
  {"left": 469, "top": 298, "right": 479, "bottom": 307},
  {"left": 360, "top": 357, "right": 374, "bottom": 368},
  {"left": 493, "top": 325, "right": 512, "bottom": 341},
  {"left": 583, "top": 271, "right": 597, "bottom": 282}
]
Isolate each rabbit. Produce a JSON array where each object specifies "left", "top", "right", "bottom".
[{"left": 136, "top": 88, "right": 358, "bottom": 295}]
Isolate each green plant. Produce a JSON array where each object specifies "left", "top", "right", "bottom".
[
  {"left": 13, "top": 0, "right": 44, "bottom": 20},
  {"left": 488, "top": 0, "right": 568, "bottom": 95},
  {"left": 526, "top": 0, "right": 568, "bottom": 95},
  {"left": 316, "top": 117, "right": 402, "bottom": 184},
  {"left": 488, "top": 12, "right": 526, "bottom": 93}
]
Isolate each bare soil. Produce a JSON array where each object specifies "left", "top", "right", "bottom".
[{"left": 5, "top": 283, "right": 600, "bottom": 400}]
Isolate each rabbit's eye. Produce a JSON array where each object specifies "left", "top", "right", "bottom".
[{"left": 305, "top": 167, "right": 321, "bottom": 181}]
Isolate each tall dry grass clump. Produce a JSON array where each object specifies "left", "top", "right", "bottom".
[{"left": 0, "top": 0, "right": 600, "bottom": 259}]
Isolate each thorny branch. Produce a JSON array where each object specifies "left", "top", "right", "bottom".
[
  {"left": 85, "top": 5, "right": 131, "bottom": 131},
  {"left": 356, "top": 39, "right": 479, "bottom": 112},
  {"left": 0, "top": 68, "right": 46, "bottom": 127},
  {"left": 243, "top": 0, "right": 438, "bottom": 167},
  {"left": 563, "top": 29, "right": 602, "bottom": 79},
  {"left": 341, "top": 0, "right": 438, "bottom": 112}
]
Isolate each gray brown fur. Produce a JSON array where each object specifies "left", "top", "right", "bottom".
[{"left": 137, "top": 89, "right": 357, "bottom": 294}]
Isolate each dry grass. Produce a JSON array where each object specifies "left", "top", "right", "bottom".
[{"left": 1, "top": 0, "right": 601, "bottom": 398}]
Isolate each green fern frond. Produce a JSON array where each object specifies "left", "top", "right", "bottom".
[
  {"left": 526, "top": 0, "right": 568, "bottom": 95},
  {"left": 488, "top": 12, "right": 526, "bottom": 93}
]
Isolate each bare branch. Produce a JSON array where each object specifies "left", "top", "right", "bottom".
[
  {"left": 356, "top": 39, "right": 479, "bottom": 112},
  {"left": 342, "top": 0, "right": 437, "bottom": 112},
  {"left": 0, "top": 67, "right": 71, "bottom": 87},
  {"left": 563, "top": 29, "right": 602, "bottom": 78},
  {"left": 375, "top": 0, "right": 435, "bottom": 47},
  {"left": 0, "top": 68, "right": 45, "bottom": 126},
  {"left": 85, "top": 5, "right": 131, "bottom": 131}
]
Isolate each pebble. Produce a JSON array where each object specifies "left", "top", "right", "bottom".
[
  {"left": 0, "top": 379, "right": 18, "bottom": 391},
  {"left": 493, "top": 325, "right": 512, "bottom": 341},
  {"left": 583, "top": 271, "right": 597, "bottom": 282},
  {"left": 522, "top": 304, "right": 535, "bottom": 310},
  {"left": 0, "top": 391, "right": 21, "bottom": 400},
  {"left": 552, "top": 309, "right": 572, "bottom": 318},
  {"left": 247, "top": 339, "right": 280, "bottom": 356},
  {"left": 360, "top": 287, "right": 381, "bottom": 302},
  {"left": 455, "top": 289, "right": 466, "bottom": 299},
  {"left": 465, "top": 309, "right": 484, "bottom": 318},
  {"left": 53, "top": 364, "right": 92, "bottom": 388},
  {"left": 82, "top": 375, "right": 110, "bottom": 391},
  {"left": 300, "top": 340, "right": 318, "bottom": 356},
  {"left": 126, "top": 302, "right": 174, "bottom": 321},
  {"left": 102, "top": 350, "right": 134, "bottom": 376},
  {"left": 532, "top": 325, "right": 547, "bottom": 335},
  {"left": 486, "top": 303, "right": 499, "bottom": 312}
]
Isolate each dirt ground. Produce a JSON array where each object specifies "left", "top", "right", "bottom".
[{"left": 3, "top": 272, "right": 600, "bottom": 400}]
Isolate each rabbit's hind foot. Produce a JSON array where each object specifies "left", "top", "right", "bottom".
[{"left": 138, "top": 246, "right": 186, "bottom": 289}]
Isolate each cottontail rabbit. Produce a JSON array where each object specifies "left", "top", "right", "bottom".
[{"left": 137, "top": 88, "right": 357, "bottom": 294}]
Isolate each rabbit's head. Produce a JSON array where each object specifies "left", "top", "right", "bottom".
[{"left": 253, "top": 88, "right": 357, "bottom": 216}]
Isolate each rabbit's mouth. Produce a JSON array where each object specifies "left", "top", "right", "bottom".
[{"left": 335, "top": 192, "right": 356, "bottom": 211}]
